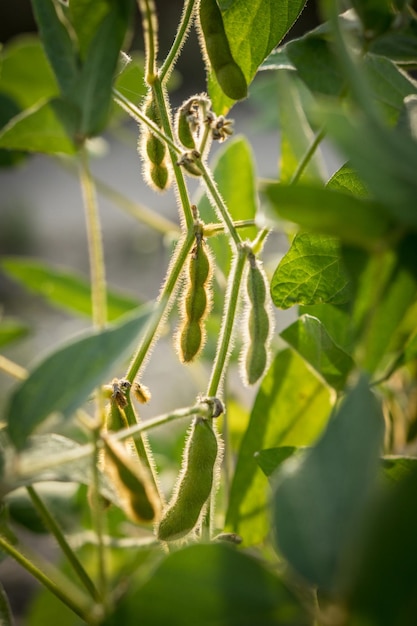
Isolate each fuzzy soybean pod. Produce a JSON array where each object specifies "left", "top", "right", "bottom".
[
  {"left": 138, "top": 93, "right": 170, "bottom": 191},
  {"left": 157, "top": 417, "right": 219, "bottom": 541},
  {"left": 199, "top": 0, "right": 247, "bottom": 101},
  {"left": 177, "top": 237, "right": 213, "bottom": 363},
  {"left": 241, "top": 255, "right": 273, "bottom": 386},
  {"left": 102, "top": 434, "right": 161, "bottom": 524}
]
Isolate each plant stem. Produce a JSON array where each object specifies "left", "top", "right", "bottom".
[
  {"left": 0, "top": 535, "right": 99, "bottom": 624},
  {"left": 79, "top": 148, "right": 107, "bottom": 329},
  {"left": 290, "top": 126, "right": 326, "bottom": 186},
  {"left": 26, "top": 485, "right": 101, "bottom": 602},
  {"left": 125, "top": 230, "right": 195, "bottom": 382},
  {"left": 138, "top": 0, "right": 158, "bottom": 83},
  {"left": 206, "top": 247, "right": 247, "bottom": 397},
  {"left": 197, "top": 159, "right": 242, "bottom": 249},
  {"left": 0, "top": 355, "right": 27, "bottom": 380},
  {"left": 90, "top": 425, "right": 108, "bottom": 605},
  {"left": 159, "top": 0, "right": 197, "bottom": 83}
]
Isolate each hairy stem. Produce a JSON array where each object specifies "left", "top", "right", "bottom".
[
  {"left": 159, "top": 0, "right": 197, "bottom": 83},
  {"left": 26, "top": 486, "right": 100, "bottom": 602},
  {"left": 137, "top": 0, "right": 158, "bottom": 83},
  {"left": 290, "top": 126, "right": 326, "bottom": 186}
]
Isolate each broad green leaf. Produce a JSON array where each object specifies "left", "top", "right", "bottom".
[
  {"left": 299, "top": 302, "right": 353, "bottom": 353},
  {"left": 271, "top": 233, "right": 351, "bottom": 310},
  {"left": 1, "top": 257, "right": 140, "bottom": 321},
  {"left": 319, "top": 103, "right": 417, "bottom": 229},
  {"left": 68, "top": 0, "right": 110, "bottom": 59},
  {"left": 255, "top": 446, "right": 301, "bottom": 478},
  {"left": 263, "top": 182, "right": 393, "bottom": 248},
  {"left": 197, "top": 136, "right": 258, "bottom": 275},
  {"left": 0, "top": 36, "right": 59, "bottom": 109},
  {"left": 0, "top": 97, "right": 79, "bottom": 155},
  {"left": 0, "top": 93, "right": 26, "bottom": 167},
  {"left": 0, "top": 318, "right": 29, "bottom": 348},
  {"left": 6, "top": 307, "right": 151, "bottom": 449},
  {"left": 272, "top": 375, "right": 384, "bottom": 592},
  {"left": 75, "top": 0, "right": 133, "bottom": 136},
  {"left": 326, "top": 163, "right": 369, "bottom": 197},
  {"left": 343, "top": 233, "right": 417, "bottom": 374},
  {"left": 0, "top": 582, "right": 13, "bottom": 626},
  {"left": 347, "top": 462, "right": 417, "bottom": 626},
  {"left": 281, "top": 314, "right": 354, "bottom": 390},
  {"left": 370, "top": 18, "right": 417, "bottom": 62},
  {"left": 285, "top": 35, "right": 344, "bottom": 96},
  {"left": 207, "top": 0, "right": 308, "bottom": 113},
  {"left": 225, "top": 348, "right": 332, "bottom": 545},
  {"left": 381, "top": 456, "right": 417, "bottom": 483},
  {"left": 350, "top": 0, "right": 393, "bottom": 35},
  {"left": 104, "top": 543, "right": 309, "bottom": 626},
  {"left": 277, "top": 71, "right": 326, "bottom": 183},
  {"left": 31, "top": 0, "right": 80, "bottom": 99}
]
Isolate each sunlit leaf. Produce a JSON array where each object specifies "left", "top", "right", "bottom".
[
  {"left": 6, "top": 307, "right": 151, "bottom": 449},
  {"left": 226, "top": 348, "right": 332, "bottom": 545}
]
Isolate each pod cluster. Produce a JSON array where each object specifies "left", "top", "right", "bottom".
[
  {"left": 138, "top": 92, "right": 171, "bottom": 191},
  {"left": 240, "top": 253, "right": 274, "bottom": 386},
  {"left": 176, "top": 233, "right": 213, "bottom": 363},
  {"left": 157, "top": 416, "right": 219, "bottom": 541}
]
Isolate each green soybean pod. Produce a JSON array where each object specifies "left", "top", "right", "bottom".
[
  {"left": 102, "top": 434, "right": 161, "bottom": 524},
  {"left": 157, "top": 417, "right": 219, "bottom": 541},
  {"left": 176, "top": 238, "right": 213, "bottom": 363},
  {"left": 138, "top": 93, "right": 171, "bottom": 191},
  {"left": 240, "top": 254, "right": 274, "bottom": 386},
  {"left": 199, "top": 0, "right": 247, "bottom": 101}
]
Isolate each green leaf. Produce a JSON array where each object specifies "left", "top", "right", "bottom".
[
  {"left": 1, "top": 257, "right": 140, "bottom": 321},
  {"left": 326, "top": 163, "right": 370, "bottom": 197},
  {"left": 104, "top": 543, "right": 309, "bottom": 626},
  {"left": 271, "top": 233, "right": 351, "bottom": 310},
  {"left": 207, "top": 0, "right": 308, "bottom": 113},
  {"left": 0, "top": 582, "right": 13, "bottom": 626},
  {"left": 277, "top": 71, "right": 326, "bottom": 183},
  {"left": 197, "top": 136, "right": 258, "bottom": 275},
  {"left": 350, "top": 0, "right": 394, "bottom": 35},
  {"left": 68, "top": 0, "right": 110, "bottom": 59},
  {"left": 272, "top": 374, "right": 384, "bottom": 592},
  {"left": 299, "top": 302, "right": 353, "bottom": 353},
  {"left": 225, "top": 348, "right": 332, "bottom": 545},
  {"left": 0, "top": 35, "right": 59, "bottom": 109},
  {"left": 319, "top": 103, "right": 417, "bottom": 229},
  {"left": 0, "top": 97, "right": 79, "bottom": 155},
  {"left": 343, "top": 233, "right": 417, "bottom": 374},
  {"left": 31, "top": 0, "right": 80, "bottom": 99},
  {"left": 0, "top": 93, "right": 27, "bottom": 167},
  {"left": 255, "top": 446, "right": 301, "bottom": 478},
  {"left": 281, "top": 314, "right": 354, "bottom": 391},
  {"left": 347, "top": 461, "right": 417, "bottom": 625},
  {"left": 263, "top": 182, "right": 393, "bottom": 248},
  {"left": 6, "top": 307, "right": 151, "bottom": 449},
  {"left": 75, "top": 0, "right": 133, "bottom": 136},
  {"left": 381, "top": 456, "right": 417, "bottom": 483},
  {"left": 369, "top": 18, "right": 417, "bottom": 62},
  {"left": 0, "top": 317, "right": 29, "bottom": 348}
]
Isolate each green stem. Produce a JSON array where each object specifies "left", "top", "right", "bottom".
[
  {"left": 125, "top": 230, "right": 195, "bottom": 382},
  {"left": 138, "top": 0, "right": 158, "bottom": 82},
  {"left": 290, "top": 126, "right": 326, "bottom": 186},
  {"left": 79, "top": 148, "right": 107, "bottom": 329},
  {"left": 0, "top": 535, "right": 99, "bottom": 624},
  {"left": 159, "top": 0, "right": 197, "bottom": 83},
  {"left": 90, "top": 427, "right": 108, "bottom": 606},
  {"left": 26, "top": 486, "right": 100, "bottom": 602},
  {"left": 206, "top": 247, "right": 247, "bottom": 397},
  {"left": 197, "top": 159, "right": 242, "bottom": 249},
  {"left": 17, "top": 402, "right": 213, "bottom": 479}
]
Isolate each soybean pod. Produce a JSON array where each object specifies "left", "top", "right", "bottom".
[
  {"left": 240, "top": 253, "right": 274, "bottom": 386},
  {"left": 199, "top": 0, "right": 247, "bottom": 101},
  {"left": 138, "top": 92, "right": 171, "bottom": 191},
  {"left": 157, "top": 416, "right": 219, "bottom": 541},
  {"left": 176, "top": 233, "right": 213, "bottom": 363}
]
